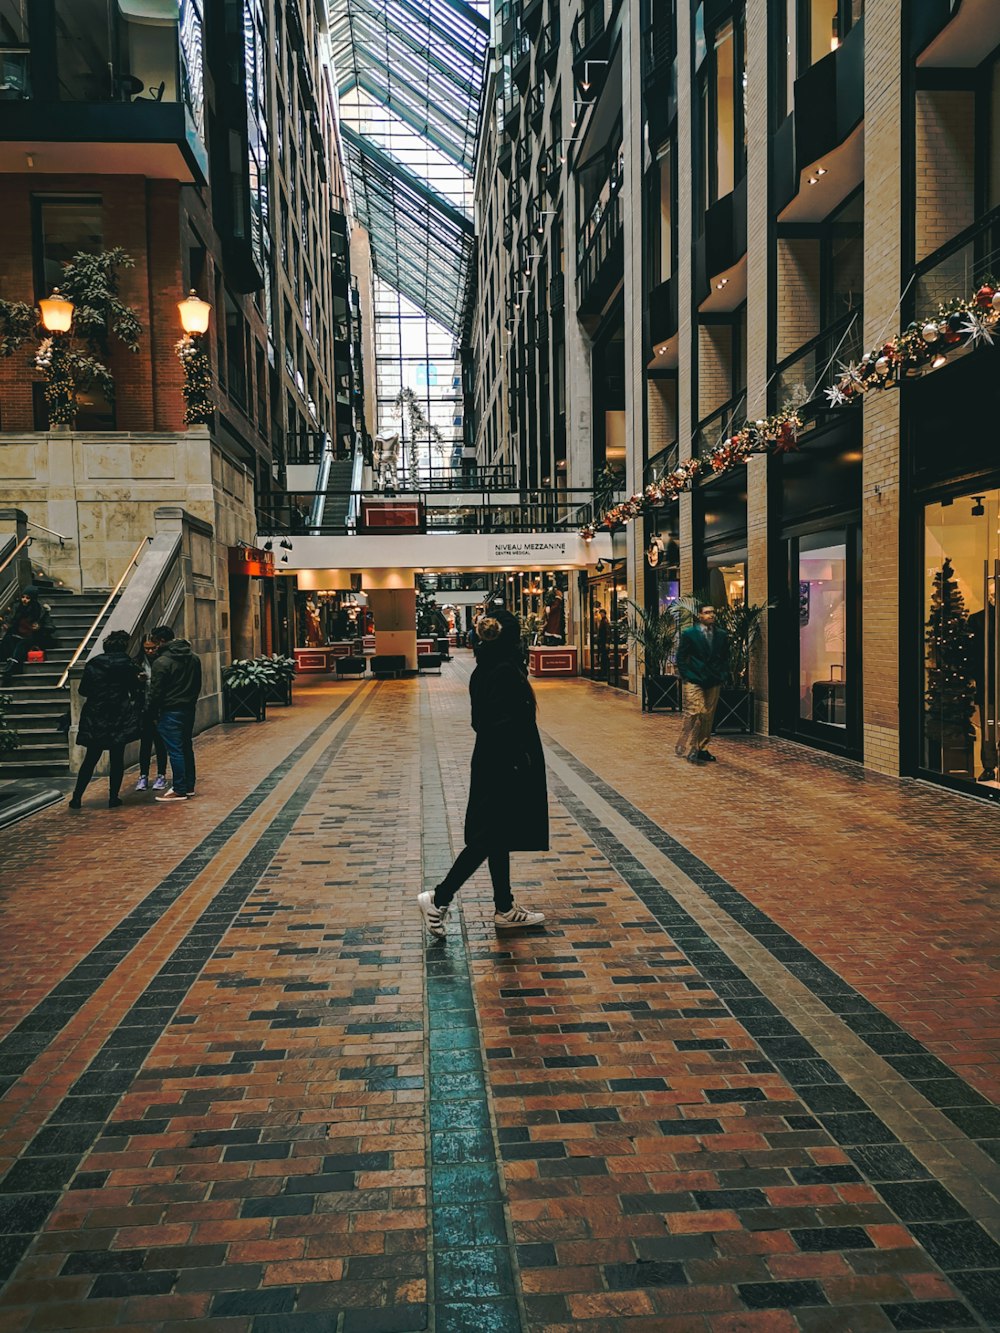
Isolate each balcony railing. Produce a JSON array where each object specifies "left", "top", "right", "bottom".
[
  {"left": 770, "top": 311, "right": 863, "bottom": 418},
  {"left": 644, "top": 440, "right": 679, "bottom": 489},
  {"left": 577, "top": 189, "right": 623, "bottom": 308},
  {"left": 540, "top": 18, "right": 560, "bottom": 72},
  {"left": 257, "top": 488, "right": 596, "bottom": 536},
  {"left": 692, "top": 391, "right": 747, "bottom": 460},
  {"left": 912, "top": 204, "right": 1000, "bottom": 320}
]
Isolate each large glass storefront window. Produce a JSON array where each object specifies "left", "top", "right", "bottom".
[
  {"left": 585, "top": 571, "right": 628, "bottom": 688},
  {"left": 796, "top": 533, "right": 848, "bottom": 730},
  {"left": 923, "top": 492, "right": 1000, "bottom": 789}
]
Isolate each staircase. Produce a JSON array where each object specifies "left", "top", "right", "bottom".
[{"left": 0, "top": 584, "right": 117, "bottom": 780}]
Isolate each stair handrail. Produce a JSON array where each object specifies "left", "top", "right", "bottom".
[
  {"left": 57, "top": 537, "right": 152, "bottom": 689},
  {"left": 0, "top": 534, "right": 31, "bottom": 621},
  {"left": 27, "top": 520, "right": 70, "bottom": 547}
]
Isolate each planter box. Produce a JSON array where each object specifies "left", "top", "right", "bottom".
[
  {"left": 224, "top": 682, "right": 266, "bottom": 722},
  {"left": 264, "top": 677, "right": 293, "bottom": 707},
  {"left": 713, "top": 686, "right": 753, "bottom": 735},
  {"left": 641, "top": 674, "right": 680, "bottom": 712}
]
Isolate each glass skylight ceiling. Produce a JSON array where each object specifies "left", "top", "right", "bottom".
[{"left": 329, "top": 0, "right": 489, "bottom": 341}]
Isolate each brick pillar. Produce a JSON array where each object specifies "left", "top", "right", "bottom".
[
  {"left": 745, "top": 0, "right": 770, "bottom": 729},
  {"left": 146, "top": 181, "right": 185, "bottom": 432},
  {"left": 861, "top": 0, "right": 904, "bottom": 775},
  {"left": 0, "top": 178, "right": 37, "bottom": 432}
]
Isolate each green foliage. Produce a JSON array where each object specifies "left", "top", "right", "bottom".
[
  {"left": 58, "top": 247, "right": 142, "bottom": 355},
  {"left": 622, "top": 599, "right": 678, "bottom": 676},
  {"left": 416, "top": 589, "right": 437, "bottom": 636},
  {"left": 258, "top": 653, "right": 296, "bottom": 683},
  {"left": 395, "top": 387, "right": 444, "bottom": 472},
  {"left": 672, "top": 591, "right": 770, "bottom": 687},
  {"left": 593, "top": 462, "right": 625, "bottom": 519},
  {"left": 924, "top": 558, "right": 977, "bottom": 742},
  {"left": 222, "top": 658, "right": 274, "bottom": 689},
  {"left": 176, "top": 333, "right": 213, "bottom": 425},
  {"left": 0, "top": 692, "right": 19, "bottom": 756},
  {"left": 0, "top": 300, "right": 36, "bottom": 358}
]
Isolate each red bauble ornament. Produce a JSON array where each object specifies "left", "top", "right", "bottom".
[{"left": 976, "top": 285, "right": 995, "bottom": 309}]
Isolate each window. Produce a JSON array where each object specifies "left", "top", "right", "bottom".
[
  {"left": 225, "top": 291, "right": 247, "bottom": 407},
  {"left": 776, "top": 0, "right": 865, "bottom": 123},
  {"left": 697, "top": 6, "right": 745, "bottom": 213},
  {"left": 0, "top": 0, "right": 30, "bottom": 98},
  {"left": 32, "top": 196, "right": 102, "bottom": 296}
]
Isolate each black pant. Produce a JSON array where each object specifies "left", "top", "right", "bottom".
[
  {"left": 73, "top": 744, "right": 125, "bottom": 803},
  {"left": 0, "top": 632, "right": 30, "bottom": 674},
  {"left": 139, "top": 716, "right": 166, "bottom": 777},
  {"left": 434, "top": 842, "right": 513, "bottom": 913}
]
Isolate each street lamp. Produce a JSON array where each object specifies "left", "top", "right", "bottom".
[
  {"left": 178, "top": 289, "right": 211, "bottom": 335},
  {"left": 39, "top": 288, "right": 74, "bottom": 333}
]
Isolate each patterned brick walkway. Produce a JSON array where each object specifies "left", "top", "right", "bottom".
[{"left": 0, "top": 665, "right": 998, "bottom": 1331}]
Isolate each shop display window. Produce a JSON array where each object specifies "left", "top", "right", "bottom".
[
  {"left": 923, "top": 492, "right": 1000, "bottom": 789},
  {"left": 796, "top": 535, "right": 847, "bottom": 728}
]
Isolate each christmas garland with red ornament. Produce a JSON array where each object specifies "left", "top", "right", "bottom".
[{"left": 826, "top": 279, "right": 1000, "bottom": 404}]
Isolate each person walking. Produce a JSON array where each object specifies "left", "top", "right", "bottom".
[
  {"left": 69, "top": 630, "right": 143, "bottom": 809},
  {"left": 146, "top": 625, "right": 202, "bottom": 803},
  {"left": 418, "top": 611, "right": 546, "bottom": 937},
  {"left": 595, "top": 607, "right": 611, "bottom": 677},
  {"left": 675, "top": 604, "right": 730, "bottom": 764},
  {"left": 134, "top": 636, "right": 168, "bottom": 792},
  {"left": 0, "top": 586, "right": 58, "bottom": 680}
]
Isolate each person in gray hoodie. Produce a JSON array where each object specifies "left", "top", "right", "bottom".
[{"left": 146, "top": 624, "right": 202, "bottom": 802}]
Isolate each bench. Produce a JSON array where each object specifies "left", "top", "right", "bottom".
[
  {"left": 417, "top": 653, "right": 443, "bottom": 675},
  {"left": 370, "top": 654, "right": 406, "bottom": 679},
  {"left": 335, "top": 656, "right": 367, "bottom": 678}
]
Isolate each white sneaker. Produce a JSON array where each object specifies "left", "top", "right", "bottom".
[
  {"left": 495, "top": 903, "right": 545, "bottom": 929},
  {"left": 155, "top": 789, "right": 189, "bottom": 803},
  {"left": 135, "top": 775, "right": 149, "bottom": 792},
  {"left": 417, "top": 890, "right": 449, "bottom": 939},
  {"left": 152, "top": 775, "right": 168, "bottom": 791}
]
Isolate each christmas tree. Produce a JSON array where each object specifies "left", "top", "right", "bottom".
[{"left": 924, "top": 558, "right": 976, "bottom": 764}]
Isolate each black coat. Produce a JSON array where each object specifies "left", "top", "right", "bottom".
[
  {"left": 464, "top": 654, "right": 549, "bottom": 852},
  {"left": 77, "top": 651, "right": 143, "bottom": 750}
]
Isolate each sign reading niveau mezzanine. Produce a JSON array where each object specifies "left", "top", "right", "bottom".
[{"left": 486, "top": 539, "right": 570, "bottom": 563}]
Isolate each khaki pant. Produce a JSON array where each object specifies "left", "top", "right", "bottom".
[{"left": 675, "top": 683, "right": 722, "bottom": 757}]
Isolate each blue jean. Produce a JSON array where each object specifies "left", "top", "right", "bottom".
[{"left": 157, "top": 706, "right": 196, "bottom": 795}]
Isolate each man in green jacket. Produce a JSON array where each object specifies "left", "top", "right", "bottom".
[
  {"left": 675, "top": 605, "right": 730, "bottom": 764},
  {"left": 146, "top": 625, "right": 202, "bottom": 802}
]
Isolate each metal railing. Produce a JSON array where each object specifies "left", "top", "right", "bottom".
[
  {"left": 0, "top": 534, "right": 30, "bottom": 621},
  {"left": 644, "top": 440, "right": 679, "bottom": 488},
  {"left": 27, "top": 520, "right": 71, "bottom": 547},
  {"left": 912, "top": 205, "right": 1000, "bottom": 319},
  {"left": 770, "top": 310, "right": 863, "bottom": 416},
  {"left": 257, "top": 488, "right": 595, "bottom": 537},
  {"left": 57, "top": 537, "right": 151, "bottom": 688},
  {"left": 692, "top": 391, "right": 747, "bottom": 460},
  {"left": 578, "top": 189, "right": 623, "bottom": 306}
]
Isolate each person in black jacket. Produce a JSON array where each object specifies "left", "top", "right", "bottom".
[
  {"left": 418, "top": 610, "right": 546, "bottom": 937},
  {"left": 68, "top": 630, "right": 143, "bottom": 809},
  {"left": 0, "top": 586, "right": 58, "bottom": 680},
  {"left": 675, "top": 605, "right": 731, "bottom": 764},
  {"left": 146, "top": 624, "right": 203, "bottom": 803}
]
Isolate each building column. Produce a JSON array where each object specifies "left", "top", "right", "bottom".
[
  {"left": 745, "top": 0, "right": 771, "bottom": 728},
  {"left": 675, "top": 0, "right": 696, "bottom": 593},
  {"left": 622, "top": 0, "right": 644, "bottom": 688},
  {"left": 861, "top": 0, "right": 904, "bottom": 775}
]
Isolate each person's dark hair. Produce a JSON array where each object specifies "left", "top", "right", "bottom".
[
  {"left": 103, "top": 630, "right": 131, "bottom": 654},
  {"left": 699, "top": 604, "right": 715, "bottom": 614},
  {"left": 149, "top": 625, "right": 175, "bottom": 644}
]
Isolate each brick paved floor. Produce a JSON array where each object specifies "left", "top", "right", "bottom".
[{"left": 0, "top": 664, "right": 998, "bottom": 1331}]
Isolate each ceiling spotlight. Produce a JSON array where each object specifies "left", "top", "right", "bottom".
[
  {"left": 931, "top": 353, "right": 947, "bottom": 369},
  {"left": 807, "top": 175, "right": 818, "bottom": 185},
  {"left": 972, "top": 495, "right": 986, "bottom": 516},
  {"left": 816, "top": 166, "right": 827, "bottom": 176},
  {"left": 280, "top": 538, "right": 293, "bottom": 550},
  {"left": 263, "top": 540, "right": 273, "bottom": 551}
]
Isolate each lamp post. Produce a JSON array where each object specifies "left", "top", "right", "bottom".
[
  {"left": 39, "top": 288, "right": 74, "bottom": 334},
  {"left": 176, "top": 290, "right": 213, "bottom": 426}
]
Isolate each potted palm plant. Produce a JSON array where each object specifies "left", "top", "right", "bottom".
[
  {"left": 716, "top": 599, "right": 770, "bottom": 734},
  {"left": 222, "top": 658, "right": 270, "bottom": 722},
  {"left": 623, "top": 600, "right": 680, "bottom": 712},
  {"left": 257, "top": 653, "right": 296, "bottom": 706}
]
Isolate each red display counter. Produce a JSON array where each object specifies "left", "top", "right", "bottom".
[{"left": 528, "top": 644, "right": 578, "bottom": 678}]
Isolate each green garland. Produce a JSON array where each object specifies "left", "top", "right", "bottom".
[
  {"left": 0, "top": 300, "right": 36, "bottom": 358},
  {"left": 176, "top": 332, "right": 213, "bottom": 425}
]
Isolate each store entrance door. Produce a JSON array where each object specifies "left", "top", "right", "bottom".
[
  {"left": 782, "top": 525, "right": 861, "bottom": 754},
  {"left": 923, "top": 491, "right": 1000, "bottom": 796},
  {"left": 586, "top": 572, "right": 628, "bottom": 688}
]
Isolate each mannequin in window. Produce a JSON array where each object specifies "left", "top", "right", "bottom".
[
  {"left": 968, "top": 594, "right": 998, "bottom": 782},
  {"left": 304, "top": 598, "right": 323, "bottom": 647}
]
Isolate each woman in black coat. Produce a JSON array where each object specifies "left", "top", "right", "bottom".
[
  {"left": 418, "top": 610, "right": 547, "bottom": 936},
  {"left": 69, "top": 630, "right": 143, "bottom": 809}
]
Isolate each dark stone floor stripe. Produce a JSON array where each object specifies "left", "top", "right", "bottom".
[
  {"left": 420, "top": 684, "right": 523, "bottom": 1333},
  {"left": 546, "top": 735, "right": 1000, "bottom": 1160},
  {"left": 0, "top": 684, "right": 366, "bottom": 1100},
  {"left": 0, "top": 685, "right": 378, "bottom": 1290},
  {"left": 551, "top": 774, "right": 997, "bottom": 1330}
]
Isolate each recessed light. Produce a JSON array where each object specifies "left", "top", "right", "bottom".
[
  {"left": 808, "top": 175, "right": 818, "bottom": 185},
  {"left": 931, "top": 353, "right": 947, "bottom": 369},
  {"left": 816, "top": 166, "right": 827, "bottom": 176}
]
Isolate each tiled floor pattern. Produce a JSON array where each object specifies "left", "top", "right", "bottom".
[
  {"left": 535, "top": 680, "right": 1000, "bottom": 1107},
  {"left": 0, "top": 667, "right": 998, "bottom": 1329}
]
